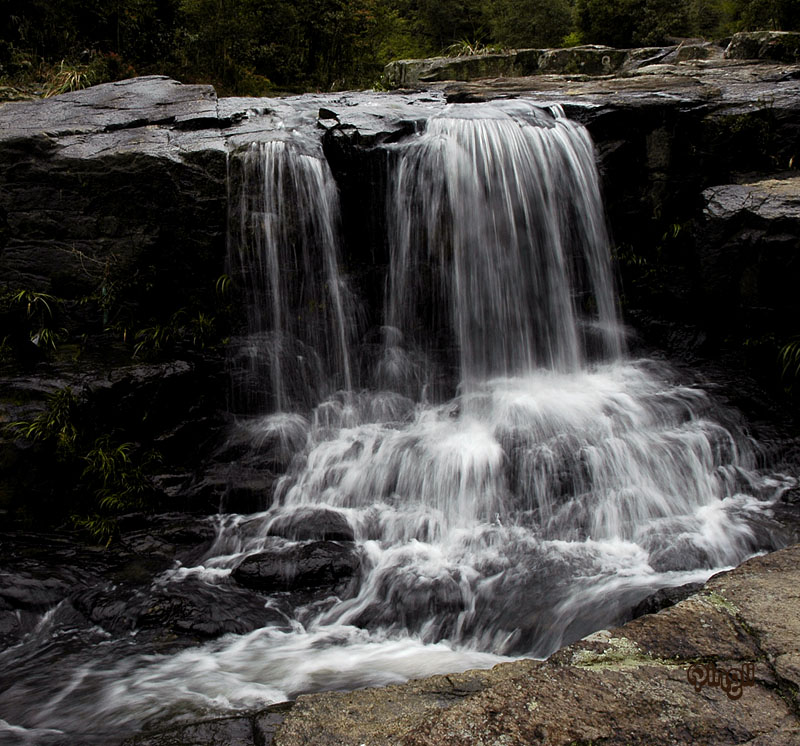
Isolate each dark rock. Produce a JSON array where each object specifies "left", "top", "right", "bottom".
[
  {"left": 123, "top": 713, "right": 256, "bottom": 746},
  {"left": 232, "top": 541, "right": 361, "bottom": 592},
  {"left": 191, "top": 462, "right": 278, "bottom": 515},
  {"left": 725, "top": 31, "right": 800, "bottom": 63},
  {"left": 695, "top": 175, "right": 800, "bottom": 343},
  {"left": 121, "top": 703, "right": 292, "bottom": 746},
  {"left": 71, "top": 572, "right": 286, "bottom": 642},
  {"left": 630, "top": 581, "right": 704, "bottom": 619},
  {"left": 135, "top": 576, "right": 287, "bottom": 640},
  {"left": 267, "top": 507, "right": 355, "bottom": 542}
]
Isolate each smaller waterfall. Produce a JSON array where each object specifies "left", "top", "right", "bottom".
[{"left": 227, "top": 137, "right": 354, "bottom": 414}]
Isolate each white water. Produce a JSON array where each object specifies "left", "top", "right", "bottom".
[
  {"left": 227, "top": 137, "right": 355, "bottom": 413},
  {"left": 0, "top": 101, "right": 792, "bottom": 741}
]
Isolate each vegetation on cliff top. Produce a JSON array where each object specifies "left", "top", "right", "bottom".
[{"left": 0, "top": 0, "right": 798, "bottom": 97}]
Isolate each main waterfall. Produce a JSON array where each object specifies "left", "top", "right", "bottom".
[
  {"left": 180, "top": 100, "right": 784, "bottom": 688},
  {"left": 382, "top": 103, "right": 621, "bottom": 390},
  {"left": 1, "top": 100, "right": 791, "bottom": 740}
]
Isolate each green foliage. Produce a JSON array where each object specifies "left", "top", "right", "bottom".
[
  {"left": 576, "top": 0, "right": 642, "bottom": 47},
  {"left": 82, "top": 436, "right": 156, "bottom": 511},
  {"left": 132, "top": 308, "right": 223, "bottom": 359},
  {"left": 490, "top": 0, "right": 574, "bottom": 49},
  {"left": 562, "top": 31, "right": 584, "bottom": 47},
  {"left": 2, "top": 0, "right": 800, "bottom": 96},
  {"left": 728, "top": 0, "right": 800, "bottom": 31},
  {"left": 779, "top": 338, "right": 800, "bottom": 383},
  {"left": 6, "top": 386, "right": 160, "bottom": 543},
  {"left": 43, "top": 60, "right": 93, "bottom": 97},
  {"left": 71, "top": 514, "right": 119, "bottom": 546},
  {"left": 0, "top": 286, "right": 67, "bottom": 357},
  {"left": 443, "top": 38, "right": 506, "bottom": 57},
  {"left": 6, "top": 387, "right": 80, "bottom": 456}
]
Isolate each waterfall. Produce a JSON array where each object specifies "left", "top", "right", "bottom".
[
  {"left": 3, "top": 100, "right": 792, "bottom": 739},
  {"left": 186, "top": 99, "right": 786, "bottom": 680},
  {"left": 382, "top": 103, "right": 623, "bottom": 392},
  {"left": 227, "top": 137, "right": 354, "bottom": 414}
]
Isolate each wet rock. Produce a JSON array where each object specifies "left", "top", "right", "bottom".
[
  {"left": 273, "top": 544, "right": 800, "bottom": 745},
  {"left": 191, "top": 462, "right": 277, "bottom": 515},
  {"left": 231, "top": 541, "right": 361, "bottom": 591},
  {"left": 118, "top": 513, "right": 217, "bottom": 565},
  {"left": 267, "top": 507, "right": 354, "bottom": 542},
  {"left": 725, "top": 31, "right": 800, "bottom": 63},
  {"left": 0, "top": 569, "right": 76, "bottom": 612},
  {"left": 382, "top": 49, "right": 543, "bottom": 87},
  {"left": 135, "top": 576, "right": 287, "bottom": 640},
  {"left": 696, "top": 174, "right": 800, "bottom": 341},
  {"left": 121, "top": 703, "right": 292, "bottom": 746},
  {"left": 71, "top": 572, "right": 287, "bottom": 642},
  {"left": 630, "top": 581, "right": 704, "bottom": 618}
]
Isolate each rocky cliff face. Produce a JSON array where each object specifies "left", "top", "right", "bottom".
[{"left": 1, "top": 53, "right": 799, "bottom": 520}]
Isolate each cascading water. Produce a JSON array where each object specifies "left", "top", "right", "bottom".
[
  {"left": 0, "top": 100, "right": 792, "bottom": 742},
  {"left": 381, "top": 103, "right": 621, "bottom": 392},
  {"left": 227, "top": 136, "right": 354, "bottom": 414}
]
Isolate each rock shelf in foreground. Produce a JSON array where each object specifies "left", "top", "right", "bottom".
[{"left": 125, "top": 543, "right": 800, "bottom": 745}]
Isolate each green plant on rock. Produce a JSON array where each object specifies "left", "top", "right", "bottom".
[
  {"left": 76, "top": 436, "right": 160, "bottom": 544},
  {"left": 443, "top": 37, "right": 505, "bottom": 57},
  {"left": 133, "top": 322, "right": 177, "bottom": 358},
  {"left": 71, "top": 513, "right": 119, "bottom": 546},
  {"left": 6, "top": 386, "right": 160, "bottom": 543},
  {"left": 779, "top": 338, "right": 800, "bottom": 384},
  {"left": 1, "top": 286, "right": 68, "bottom": 354},
  {"left": 81, "top": 436, "right": 155, "bottom": 510},
  {"left": 43, "top": 60, "right": 93, "bottom": 97},
  {"left": 6, "top": 386, "right": 80, "bottom": 456}
]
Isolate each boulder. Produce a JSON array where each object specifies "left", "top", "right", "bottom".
[
  {"left": 630, "top": 581, "right": 704, "bottom": 618},
  {"left": 121, "top": 703, "right": 292, "bottom": 746},
  {"left": 231, "top": 541, "right": 361, "bottom": 592},
  {"left": 382, "top": 50, "right": 543, "bottom": 88},
  {"left": 383, "top": 46, "right": 636, "bottom": 87},
  {"left": 725, "top": 31, "right": 800, "bottom": 63},
  {"left": 266, "top": 507, "right": 355, "bottom": 542},
  {"left": 537, "top": 45, "right": 627, "bottom": 75}
]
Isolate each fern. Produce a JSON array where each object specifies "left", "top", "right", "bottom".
[
  {"left": 779, "top": 339, "right": 800, "bottom": 382},
  {"left": 6, "top": 387, "right": 79, "bottom": 455}
]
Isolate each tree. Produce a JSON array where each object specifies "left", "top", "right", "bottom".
[
  {"left": 489, "top": 0, "right": 574, "bottom": 48},
  {"left": 576, "top": 0, "right": 643, "bottom": 47}
]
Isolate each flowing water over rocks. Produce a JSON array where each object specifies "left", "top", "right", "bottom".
[{"left": 0, "top": 96, "right": 796, "bottom": 744}]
